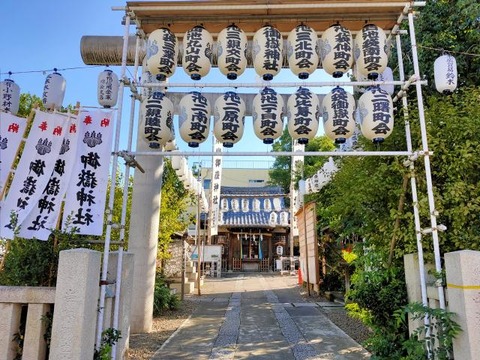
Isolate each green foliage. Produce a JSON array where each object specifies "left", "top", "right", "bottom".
[
  {"left": 399, "top": 303, "right": 462, "bottom": 360},
  {"left": 153, "top": 271, "right": 180, "bottom": 315},
  {"left": 268, "top": 128, "right": 335, "bottom": 193},
  {"left": 94, "top": 328, "right": 121, "bottom": 360},
  {"left": 17, "top": 93, "right": 43, "bottom": 117},
  {"left": 158, "top": 159, "right": 193, "bottom": 260},
  {"left": 415, "top": 0, "right": 480, "bottom": 90},
  {"left": 347, "top": 248, "right": 408, "bottom": 327}
]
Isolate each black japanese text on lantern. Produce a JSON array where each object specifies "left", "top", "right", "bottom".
[
  {"left": 99, "top": 72, "right": 114, "bottom": 102},
  {"left": 331, "top": 88, "right": 350, "bottom": 136},
  {"left": 185, "top": 27, "right": 203, "bottom": 74},
  {"left": 371, "top": 88, "right": 391, "bottom": 135},
  {"left": 2, "top": 81, "right": 15, "bottom": 110},
  {"left": 144, "top": 93, "right": 168, "bottom": 148},
  {"left": 159, "top": 30, "right": 176, "bottom": 75},
  {"left": 263, "top": 27, "right": 281, "bottom": 72},
  {"left": 294, "top": 90, "right": 313, "bottom": 135},
  {"left": 294, "top": 25, "right": 314, "bottom": 69},
  {"left": 188, "top": 92, "right": 209, "bottom": 141},
  {"left": 333, "top": 26, "right": 352, "bottom": 71},
  {"left": 220, "top": 92, "right": 241, "bottom": 141},
  {"left": 225, "top": 27, "right": 242, "bottom": 72},
  {"left": 362, "top": 25, "right": 382, "bottom": 72},
  {"left": 259, "top": 88, "right": 279, "bottom": 137}
]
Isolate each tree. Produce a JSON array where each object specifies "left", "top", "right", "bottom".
[
  {"left": 268, "top": 127, "right": 335, "bottom": 193},
  {"left": 157, "top": 159, "right": 193, "bottom": 260}
]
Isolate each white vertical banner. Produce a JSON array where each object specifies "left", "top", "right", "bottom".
[
  {"left": 18, "top": 114, "right": 79, "bottom": 240},
  {"left": 0, "top": 110, "right": 68, "bottom": 239},
  {"left": 62, "top": 109, "right": 114, "bottom": 235},
  {"left": 0, "top": 112, "right": 28, "bottom": 194},
  {"left": 208, "top": 139, "right": 223, "bottom": 237},
  {"left": 290, "top": 140, "right": 304, "bottom": 237}
]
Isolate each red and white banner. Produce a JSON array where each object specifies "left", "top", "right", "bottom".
[
  {"left": 18, "top": 114, "right": 79, "bottom": 240},
  {"left": 62, "top": 109, "right": 114, "bottom": 236},
  {"left": 0, "top": 112, "right": 28, "bottom": 194},
  {"left": 0, "top": 110, "right": 68, "bottom": 239}
]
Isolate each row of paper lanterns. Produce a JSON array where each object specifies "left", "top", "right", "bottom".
[
  {"left": 146, "top": 23, "right": 390, "bottom": 81},
  {"left": 0, "top": 52, "right": 457, "bottom": 116},
  {"left": 171, "top": 153, "right": 209, "bottom": 211},
  {"left": 0, "top": 69, "right": 119, "bottom": 115},
  {"left": 139, "top": 85, "right": 395, "bottom": 149}
]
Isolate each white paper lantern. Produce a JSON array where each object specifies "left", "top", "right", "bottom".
[
  {"left": 434, "top": 54, "right": 457, "bottom": 95},
  {"left": 253, "top": 25, "right": 283, "bottom": 81},
  {"left": 378, "top": 67, "right": 394, "bottom": 95},
  {"left": 182, "top": 25, "right": 213, "bottom": 80},
  {"left": 354, "top": 24, "right": 388, "bottom": 80},
  {"left": 287, "top": 87, "right": 320, "bottom": 144},
  {"left": 287, "top": 24, "right": 319, "bottom": 79},
  {"left": 171, "top": 151, "right": 183, "bottom": 170},
  {"left": 146, "top": 28, "right": 178, "bottom": 81},
  {"left": 213, "top": 91, "right": 245, "bottom": 148},
  {"left": 42, "top": 71, "right": 66, "bottom": 110},
  {"left": 217, "top": 24, "right": 248, "bottom": 80},
  {"left": 97, "top": 69, "right": 119, "bottom": 108},
  {"left": 0, "top": 79, "right": 20, "bottom": 115},
  {"left": 179, "top": 91, "right": 211, "bottom": 147},
  {"left": 357, "top": 86, "right": 394, "bottom": 143},
  {"left": 253, "top": 87, "right": 284, "bottom": 144},
  {"left": 280, "top": 211, "right": 289, "bottom": 226},
  {"left": 269, "top": 212, "right": 278, "bottom": 226},
  {"left": 140, "top": 92, "right": 174, "bottom": 149},
  {"left": 321, "top": 87, "right": 356, "bottom": 144},
  {"left": 320, "top": 24, "right": 353, "bottom": 78}
]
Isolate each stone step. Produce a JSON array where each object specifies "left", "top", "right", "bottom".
[
  {"left": 171, "top": 281, "right": 195, "bottom": 295},
  {"left": 193, "top": 277, "right": 204, "bottom": 288},
  {"left": 186, "top": 266, "right": 197, "bottom": 274},
  {"left": 170, "top": 277, "right": 189, "bottom": 284}
]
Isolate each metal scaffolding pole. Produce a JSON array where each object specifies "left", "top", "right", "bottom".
[
  {"left": 95, "top": 13, "right": 131, "bottom": 351},
  {"left": 408, "top": 11, "right": 446, "bottom": 309}
]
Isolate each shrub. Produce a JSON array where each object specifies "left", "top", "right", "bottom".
[{"left": 153, "top": 270, "right": 180, "bottom": 315}]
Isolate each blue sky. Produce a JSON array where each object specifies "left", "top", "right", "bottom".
[{"left": 1, "top": 0, "right": 342, "bottom": 169}]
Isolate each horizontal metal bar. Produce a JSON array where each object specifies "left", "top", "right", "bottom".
[
  {"left": 125, "top": 150, "right": 414, "bottom": 157},
  {"left": 123, "top": 2, "right": 426, "bottom": 12},
  {"left": 137, "top": 80, "right": 427, "bottom": 89}
]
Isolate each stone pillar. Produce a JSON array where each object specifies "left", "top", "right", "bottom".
[
  {"left": 128, "top": 138, "right": 164, "bottom": 333},
  {"left": 445, "top": 250, "right": 480, "bottom": 360},
  {"left": 403, "top": 253, "right": 436, "bottom": 334},
  {"left": 23, "top": 303, "right": 50, "bottom": 360},
  {"left": 0, "top": 303, "right": 22, "bottom": 360},
  {"left": 107, "top": 251, "right": 135, "bottom": 359},
  {"left": 49, "top": 249, "right": 101, "bottom": 360}
]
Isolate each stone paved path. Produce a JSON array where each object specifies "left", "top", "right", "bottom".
[{"left": 152, "top": 273, "right": 370, "bottom": 360}]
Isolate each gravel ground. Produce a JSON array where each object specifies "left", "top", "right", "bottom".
[
  {"left": 128, "top": 282, "right": 372, "bottom": 358},
  {"left": 127, "top": 301, "right": 197, "bottom": 359}
]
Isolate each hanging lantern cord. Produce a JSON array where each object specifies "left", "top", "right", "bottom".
[{"left": 8, "top": 71, "right": 12, "bottom": 78}]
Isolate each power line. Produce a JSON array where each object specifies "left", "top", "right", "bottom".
[
  {"left": 417, "top": 45, "right": 480, "bottom": 58},
  {"left": 0, "top": 65, "right": 106, "bottom": 77}
]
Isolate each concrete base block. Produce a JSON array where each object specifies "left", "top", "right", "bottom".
[
  {"left": 49, "top": 249, "right": 101, "bottom": 360},
  {"left": 23, "top": 303, "right": 50, "bottom": 360},
  {"left": 0, "top": 303, "right": 22, "bottom": 360},
  {"left": 171, "top": 282, "right": 195, "bottom": 294}
]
